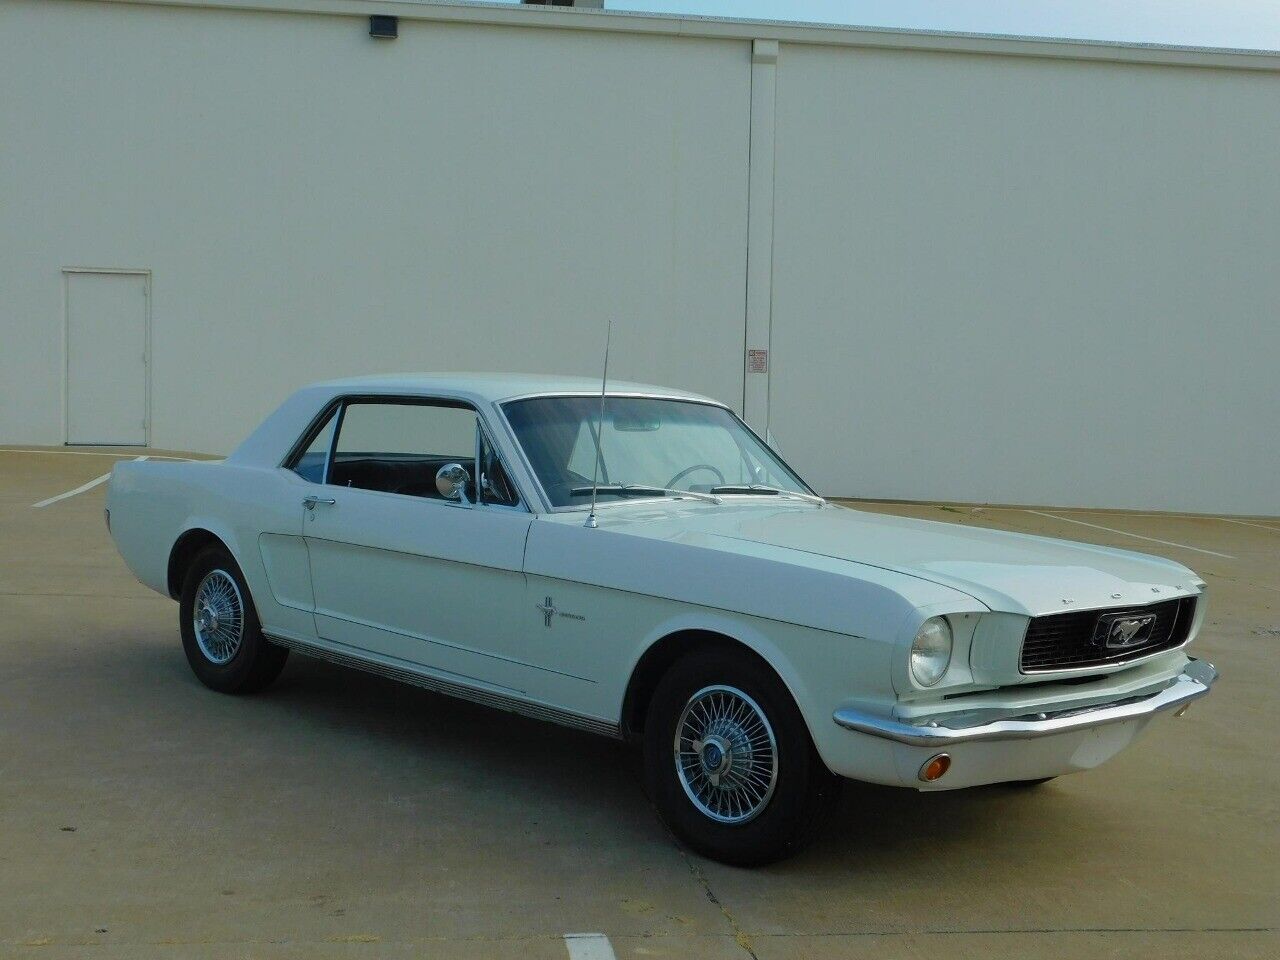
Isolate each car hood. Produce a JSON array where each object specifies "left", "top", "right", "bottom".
[{"left": 594, "top": 501, "right": 1203, "bottom": 617}]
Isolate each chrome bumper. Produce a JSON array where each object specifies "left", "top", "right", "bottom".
[{"left": 833, "top": 659, "right": 1217, "bottom": 747}]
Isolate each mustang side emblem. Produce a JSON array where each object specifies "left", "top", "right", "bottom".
[
  {"left": 536, "top": 596, "right": 584, "bottom": 627},
  {"left": 1094, "top": 612, "right": 1158, "bottom": 649}
]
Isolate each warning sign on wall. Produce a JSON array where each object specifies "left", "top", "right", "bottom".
[{"left": 747, "top": 349, "right": 768, "bottom": 374}]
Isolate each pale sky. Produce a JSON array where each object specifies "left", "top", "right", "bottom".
[{"left": 585, "top": 1, "right": 1280, "bottom": 52}]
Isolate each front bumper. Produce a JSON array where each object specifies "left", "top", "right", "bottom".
[{"left": 833, "top": 658, "right": 1217, "bottom": 747}]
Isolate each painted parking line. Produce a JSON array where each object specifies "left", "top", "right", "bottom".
[
  {"left": 2, "top": 448, "right": 197, "bottom": 460},
  {"left": 1022, "top": 510, "right": 1235, "bottom": 560},
  {"left": 1217, "top": 516, "right": 1280, "bottom": 534},
  {"left": 31, "top": 456, "right": 147, "bottom": 508},
  {"left": 564, "top": 933, "right": 617, "bottom": 960}
]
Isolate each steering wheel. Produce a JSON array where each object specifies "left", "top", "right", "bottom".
[{"left": 667, "top": 464, "right": 726, "bottom": 490}]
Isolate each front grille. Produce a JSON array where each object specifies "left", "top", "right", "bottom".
[{"left": 1020, "top": 596, "right": 1196, "bottom": 672}]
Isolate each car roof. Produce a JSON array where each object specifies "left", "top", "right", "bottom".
[
  {"left": 225, "top": 373, "right": 723, "bottom": 467},
  {"left": 311, "top": 372, "right": 718, "bottom": 405}
]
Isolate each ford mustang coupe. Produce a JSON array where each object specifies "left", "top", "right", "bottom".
[{"left": 106, "top": 374, "right": 1217, "bottom": 865}]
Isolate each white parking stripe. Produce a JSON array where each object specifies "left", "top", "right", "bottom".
[
  {"left": 1217, "top": 516, "right": 1280, "bottom": 534},
  {"left": 1022, "top": 510, "right": 1235, "bottom": 560},
  {"left": 30, "top": 456, "right": 148, "bottom": 509},
  {"left": 564, "top": 933, "right": 618, "bottom": 960},
  {"left": 31, "top": 473, "right": 112, "bottom": 508},
  {"left": 2, "top": 448, "right": 195, "bottom": 460}
]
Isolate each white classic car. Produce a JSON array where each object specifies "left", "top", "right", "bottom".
[{"left": 106, "top": 374, "right": 1216, "bottom": 865}]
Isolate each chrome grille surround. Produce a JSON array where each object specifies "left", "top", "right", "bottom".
[{"left": 1020, "top": 596, "right": 1197, "bottom": 673}]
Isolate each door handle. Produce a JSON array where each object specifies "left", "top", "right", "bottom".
[{"left": 303, "top": 495, "right": 336, "bottom": 509}]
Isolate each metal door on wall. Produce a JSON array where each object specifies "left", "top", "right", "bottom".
[{"left": 65, "top": 270, "right": 148, "bottom": 445}]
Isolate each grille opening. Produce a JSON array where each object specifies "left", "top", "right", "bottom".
[{"left": 1020, "top": 596, "right": 1196, "bottom": 673}]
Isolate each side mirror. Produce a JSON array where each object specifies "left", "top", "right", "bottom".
[{"left": 435, "top": 463, "right": 471, "bottom": 503}]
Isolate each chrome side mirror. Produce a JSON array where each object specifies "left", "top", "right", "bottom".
[{"left": 435, "top": 463, "right": 471, "bottom": 503}]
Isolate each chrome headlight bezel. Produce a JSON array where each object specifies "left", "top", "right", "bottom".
[{"left": 910, "top": 616, "right": 954, "bottom": 687}]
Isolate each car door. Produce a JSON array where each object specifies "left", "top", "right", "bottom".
[{"left": 297, "top": 396, "right": 535, "bottom": 695}]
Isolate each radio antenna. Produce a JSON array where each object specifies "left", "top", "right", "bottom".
[{"left": 585, "top": 319, "right": 612, "bottom": 529}]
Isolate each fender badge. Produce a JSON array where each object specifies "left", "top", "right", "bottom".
[{"left": 535, "top": 596, "right": 585, "bottom": 627}]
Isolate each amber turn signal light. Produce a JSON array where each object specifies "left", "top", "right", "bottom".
[{"left": 918, "top": 753, "right": 951, "bottom": 783}]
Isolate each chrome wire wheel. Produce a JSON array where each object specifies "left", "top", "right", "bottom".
[
  {"left": 192, "top": 569, "right": 244, "bottom": 665},
  {"left": 674, "top": 684, "right": 779, "bottom": 824}
]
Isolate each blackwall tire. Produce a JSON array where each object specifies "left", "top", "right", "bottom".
[
  {"left": 643, "top": 647, "right": 840, "bottom": 866},
  {"left": 179, "top": 544, "right": 288, "bottom": 694}
]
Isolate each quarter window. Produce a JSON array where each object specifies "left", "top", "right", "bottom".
[{"left": 290, "top": 408, "right": 337, "bottom": 483}]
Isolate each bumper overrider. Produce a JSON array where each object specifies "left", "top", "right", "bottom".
[{"left": 834, "top": 658, "right": 1217, "bottom": 747}]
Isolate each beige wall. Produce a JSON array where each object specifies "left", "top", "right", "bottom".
[
  {"left": 768, "top": 44, "right": 1280, "bottom": 513},
  {"left": 0, "top": 1, "right": 750, "bottom": 454},
  {"left": 3, "top": 0, "right": 1278, "bottom": 513}
]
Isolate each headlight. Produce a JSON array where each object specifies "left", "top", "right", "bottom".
[{"left": 910, "top": 617, "right": 953, "bottom": 686}]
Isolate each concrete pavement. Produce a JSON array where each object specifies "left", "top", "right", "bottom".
[{"left": 1, "top": 448, "right": 1276, "bottom": 958}]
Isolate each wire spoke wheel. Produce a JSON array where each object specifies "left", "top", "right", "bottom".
[
  {"left": 674, "top": 684, "right": 779, "bottom": 824},
  {"left": 192, "top": 569, "right": 245, "bottom": 665}
]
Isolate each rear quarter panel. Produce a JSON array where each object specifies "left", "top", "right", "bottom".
[
  {"left": 106, "top": 460, "right": 314, "bottom": 638},
  {"left": 107, "top": 459, "right": 218, "bottom": 595}
]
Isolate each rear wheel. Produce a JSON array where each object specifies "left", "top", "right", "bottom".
[
  {"left": 643, "top": 648, "right": 840, "bottom": 866},
  {"left": 179, "top": 544, "right": 287, "bottom": 694}
]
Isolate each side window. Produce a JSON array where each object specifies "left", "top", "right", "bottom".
[
  {"left": 290, "top": 408, "right": 337, "bottom": 483},
  {"left": 329, "top": 401, "right": 478, "bottom": 500}
]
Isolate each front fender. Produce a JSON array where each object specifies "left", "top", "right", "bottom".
[{"left": 619, "top": 607, "right": 903, "bottom": 783}]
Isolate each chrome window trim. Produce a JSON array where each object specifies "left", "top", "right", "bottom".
[
  {"left": 493, "top": 393, "right": 817, "bottom": 515},
  {"left": 496, "top": 389, "right": 719, "bottom": 405}
]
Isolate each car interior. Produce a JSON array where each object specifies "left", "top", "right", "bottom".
[
  {"left": 329, "top": 453, "right": 476, "bottom": 501},
  {"left": 288, "top": 403, "right": 520, "bottom": 507}
]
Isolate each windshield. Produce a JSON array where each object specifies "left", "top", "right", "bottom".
[{"left": 502, "top": 396, "right": 813, "bottom": 508}]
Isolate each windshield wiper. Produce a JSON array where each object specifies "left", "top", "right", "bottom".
[
  {"left": 569, "top": 484, "right": 721, "bottom": 504},
  {"left": 710, "top": 484, "right": 826, "bottom": 505}
]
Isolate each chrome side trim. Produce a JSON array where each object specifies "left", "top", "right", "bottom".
[
  {"left": 833, "top": 659, "right": 1217, "bottom": 746},
  {"left": 266, "top": 633, "right": 621, "bottom": 739}
]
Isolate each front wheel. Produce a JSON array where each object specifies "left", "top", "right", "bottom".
[
  {"left": 643, "top": 648, "right": 840, "bottom": 866},
  {"left": 179, "top": 544, "right": 288, "bottom": 694}
]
